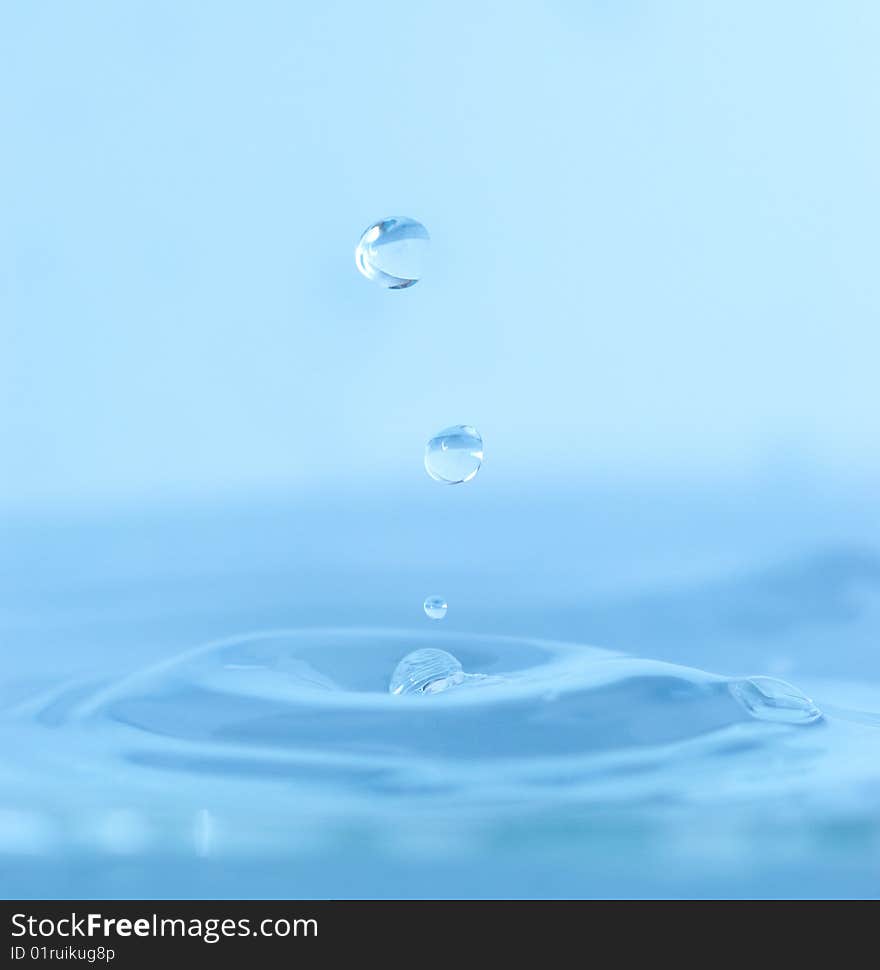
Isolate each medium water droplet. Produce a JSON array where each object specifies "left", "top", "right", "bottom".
[
  {"left": 423, "top": 596, "right": 448, "bottom": 620},
  {"left": 354, "top": 216, "right": 429, "bottom": 289},
  {"left": 729, "top": 676, "right": 822, "bottom": 724},
  {"left": 424, "top": 425, "right": 483, "bottom": 484},
  {"left": 389, "top": 648, "right": 465, "bottom": 696}
]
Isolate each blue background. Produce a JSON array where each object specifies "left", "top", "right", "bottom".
[
  {"left": 2, "top": 1, "right": 879, "bottom": 508},
  {"left": 1, "top": 2, "right": 880, "bottom": 899}
]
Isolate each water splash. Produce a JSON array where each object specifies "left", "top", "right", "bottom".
[
  {"left": 3, "top": 629, "right": 847, "bottom": 831},
  {"left": 729, "top": 676, "right": 822, "bottom": 724},
  {"left": 389, "top": 648, "right": 464, "bottom": 695}
]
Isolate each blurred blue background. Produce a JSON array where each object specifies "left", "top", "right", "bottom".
[
  {"left": 1, "top": 2, "right": 879, "bottom": 898},
  {"left": 2, "top": 0, "right": 879, "bottom": 508}
]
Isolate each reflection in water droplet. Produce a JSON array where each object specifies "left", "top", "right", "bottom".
[
  {"left": 729, "top": 676, "right": 822, "bottom": 724},
  {"left": 389, "top": 648, "right": 465, "bottom": 696},
  {"left": 354, "top": 216, "right": 429, "bottom": 289},
  {"left": 424, "top": 425, "right": 483, "bottom": 484},
  {"left": 423, "top": 596, "right": 448, "bottom": 620}
]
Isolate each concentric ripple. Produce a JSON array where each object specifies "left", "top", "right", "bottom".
[
  {"left": 29, "top": 628, "right": 820, "bottom": 784},
  {"left": 6, "top": 625, "right": 880, "bottom": 881}
]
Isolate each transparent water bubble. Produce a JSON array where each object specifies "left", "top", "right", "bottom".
[
  {"left": 729, "top": 676, "right": 822, "bottom": 725},
  {"left": 389, "top": 648, "right": 465, "bottom": 696},
  {"left": 354, "top": 216, "right": 429, "bottom": 289},
  {"left": 423, "top": 596, "right": 448, "bottom": 620},
  {"left": 424, "top": 425, "right": 483, "bottom": 484}
]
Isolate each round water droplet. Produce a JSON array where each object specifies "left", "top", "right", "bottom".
[
  {"left": 729, "top": 676, "right": 822, "bottom": 725},
  {"left": 355, "top": 216, "right": 429, "bottom": 289},
  {"left": 389, "top": 648, "right": 465, "bottom": 696},
  {"left": 423, "top": 595, "right": 448, "bottom": 620},
  {"left": 424, "top": 425, "right": 483, "bottom": 484}
]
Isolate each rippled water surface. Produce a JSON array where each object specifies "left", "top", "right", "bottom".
[{"left": 2, "top": 485, "right": 879, "bottom": 898}]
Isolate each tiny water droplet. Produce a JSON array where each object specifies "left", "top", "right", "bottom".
[
  {"left": 729, "top": 676, "right": 822, "bottom": 725},
  {"left": 424, "top": 425, "right": 483, "bottom": 484},
  {"left": 355, "top": 216, "right": 429, "bottom": 289},
  {"left": 423, "top": 595, "right": 448, "bottom": 620},
  {"left": 389, "top": 648, "right": 465, "bottom": 696}
]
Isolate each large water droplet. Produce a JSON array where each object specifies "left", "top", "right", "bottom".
[
  {"left": 729, "top": 676, "right": 822, "bottom": 724},
  {"left": 423, "top": 596, "right": 448, "bottom": 620},
  {"left": 424, "top": 425, "right": 483, "bottom": 484},
  {"left": 354, "top": 216, "right": 429, "bottom": 289},
  {"left": 389, "top": 648, "right": 465, "bottom": 696}
]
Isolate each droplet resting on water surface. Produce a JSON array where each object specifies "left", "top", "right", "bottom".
[
  {"left": 389, "top": 648, "right": 465, "bottom": 696},
  {"left": 729, "top": 676, "right": 822, "bottom": 724},
  {"left": 424, "top": 425, "right": 483, "bottom": 484},
  {"left": 354, "top": 216, "right": 429, "bottom": 289},
  {"left": 423, "top": 596, "right": 448, "bottom": 620}
]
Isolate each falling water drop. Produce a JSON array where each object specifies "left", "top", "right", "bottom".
[
  {"left": 423, "top": 596, "right": 448, "bottom": 620},
  {"left": 424, "top": 425, "right": 483, "bottom": 484},
  {"left": 729, "top": 676, "right": 822, "bottom": 725},
  {"left": 354, "top": 216, "right": 429, "bottom": 289},
  {"left": 389, "top": 648, "right": 465, "bottom": 696}
]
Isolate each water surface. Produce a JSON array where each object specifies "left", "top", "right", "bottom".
[{"left": 2, "top": 483, "right": 879, "bottom": 898}]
